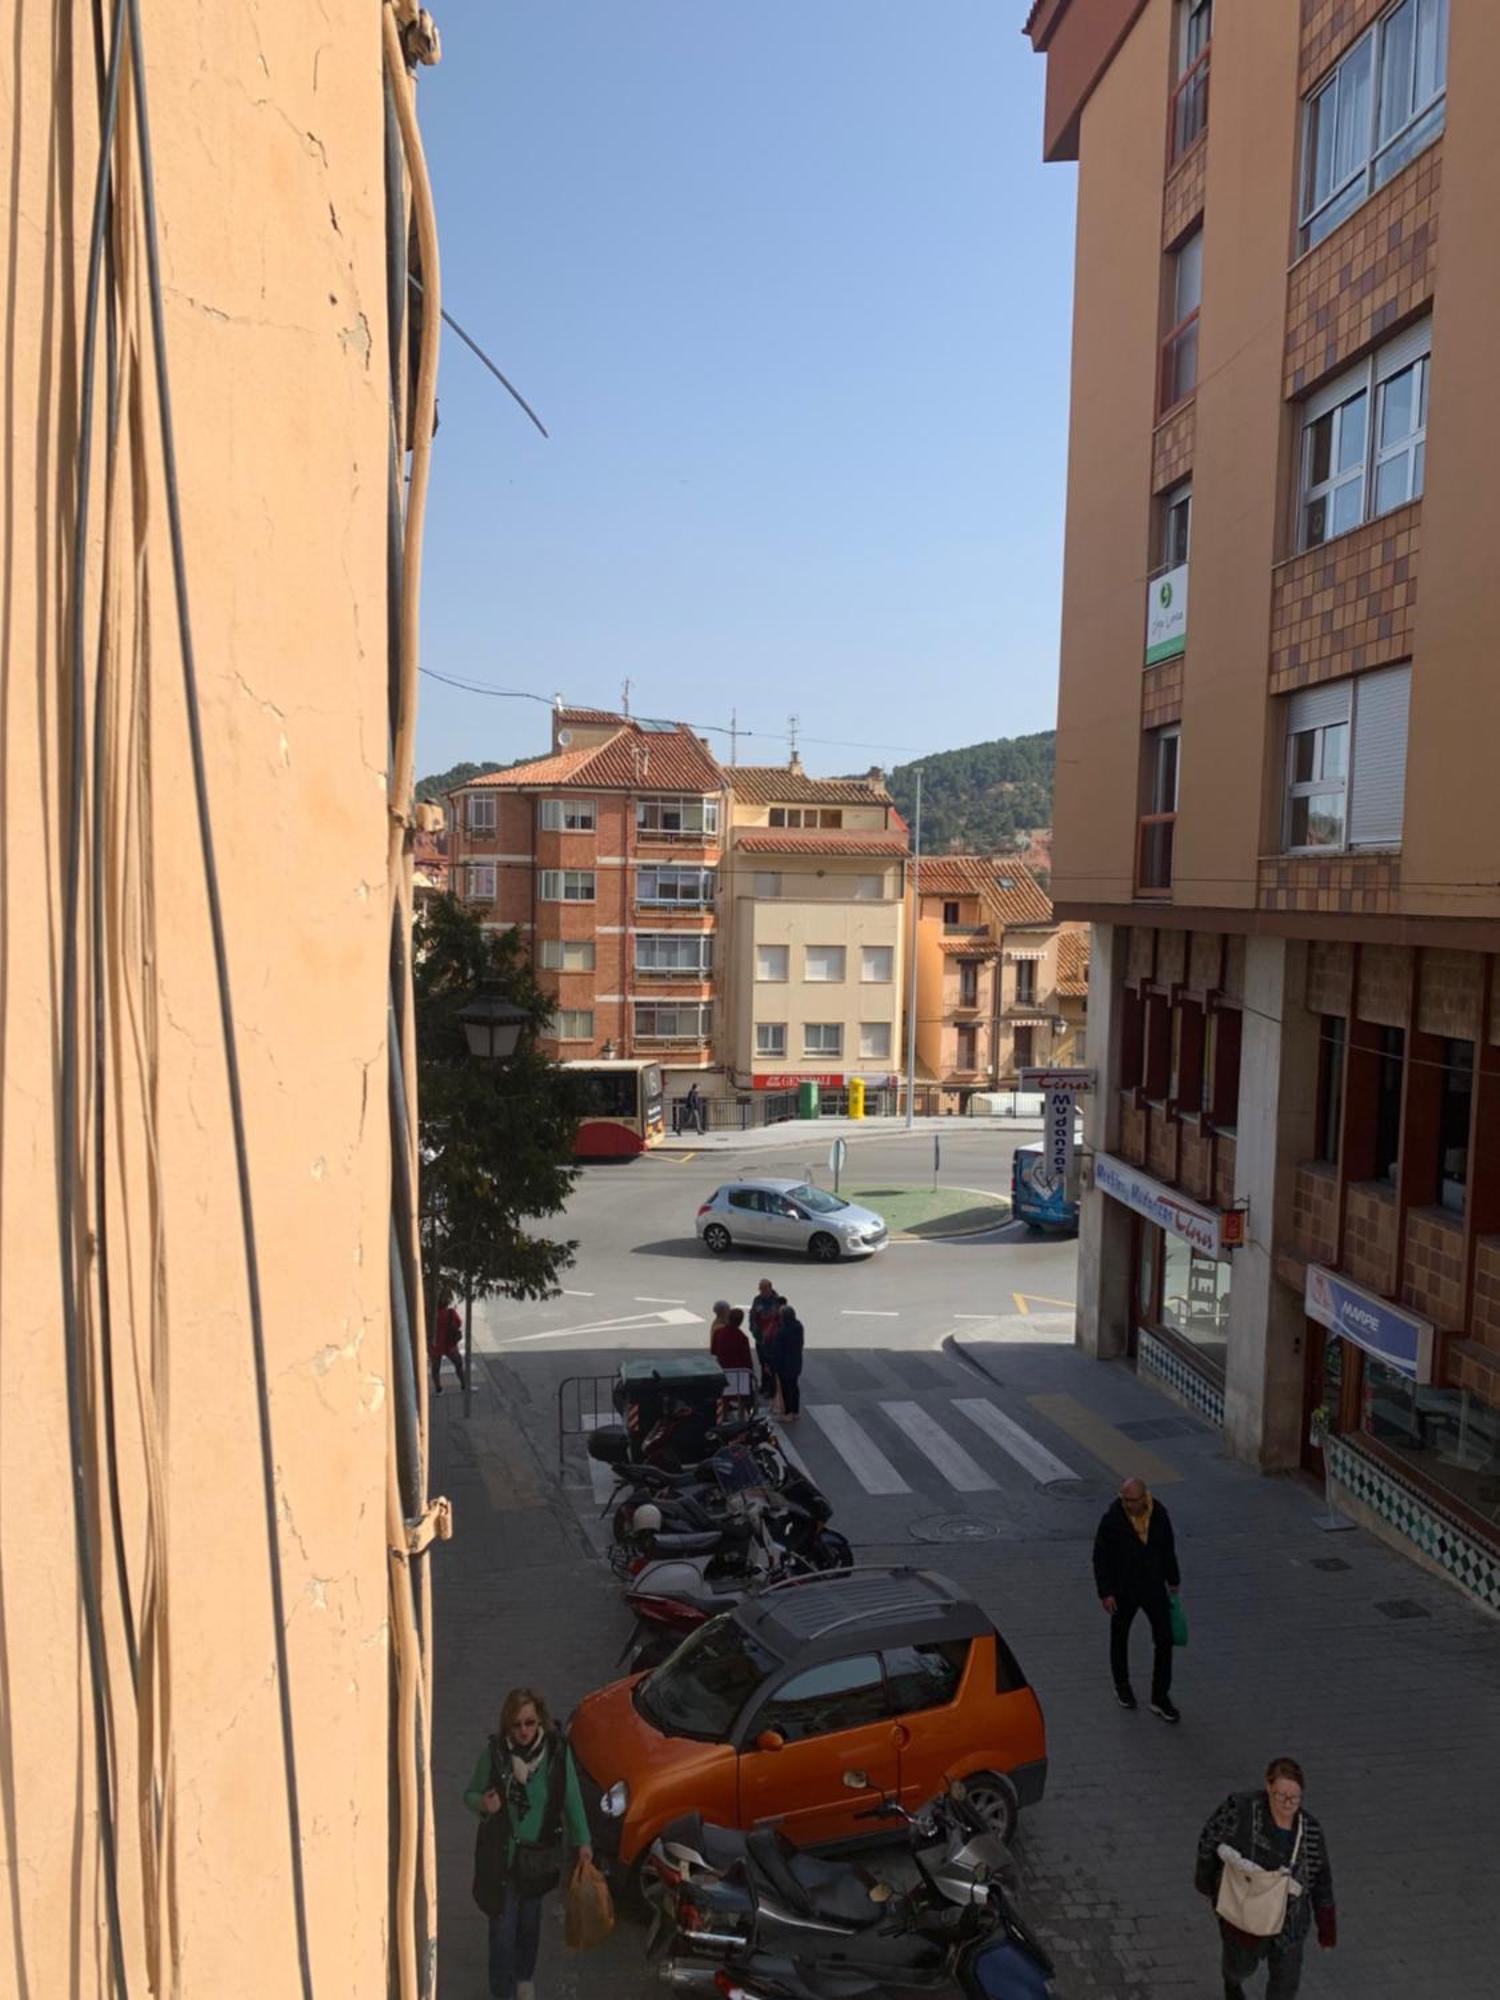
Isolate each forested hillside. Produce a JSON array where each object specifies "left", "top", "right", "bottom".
[
  {"left": 415, "top": 760, "right": 506, "bottom": 802},
  {"left": 887, "top": 730, "right": 1055, "bottom": 854}
]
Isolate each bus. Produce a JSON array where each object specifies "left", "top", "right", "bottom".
[{"left": 563, "top": 1058, "right": 665, "bottom": 1159}]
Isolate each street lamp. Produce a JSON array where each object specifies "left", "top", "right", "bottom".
[{"left": 456, "top": 982, "right": 528, "bottom": 1063}]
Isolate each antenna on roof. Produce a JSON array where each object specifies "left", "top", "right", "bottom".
[
  {"left": 621, "top": 677, "right": 633, "bottom": 718},
  {"left": 787, "top": 713, "right": 799, "bottom": 761},
  {"left": 729, "top": 707, "right": 739, "bottom": 765}
]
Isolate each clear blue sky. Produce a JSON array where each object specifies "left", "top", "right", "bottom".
[{"left": 415, "top": 1, "right": 1076, "bottom": 780}]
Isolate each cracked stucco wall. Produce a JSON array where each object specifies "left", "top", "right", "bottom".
[{"left": 1, "top": 4, "right": 396, "bottom": 1991}]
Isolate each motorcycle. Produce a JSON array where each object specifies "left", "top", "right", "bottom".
[
  {"left": 591, "top": 1406, "right": 792, "bottom": 1489},
  {"left": 642, "top": 1780, "right": 1054, "bottom": 1999},
  {"left": 610, "top": 1464, "right": 850, "bottom": 1581}
]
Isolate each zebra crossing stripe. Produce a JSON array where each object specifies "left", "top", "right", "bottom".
[
  {"left": 806, "top": 1405, "right": 911, "bottom": 1496},
  {"left": 880, "top": 1401, "right": 998, "bottom": 1492},
  {"left": 771, "top": 1420, "right": 815, "bottom": 1481},
  {"left": 950, "top": 1397, "right": 1079, "bottom": 1486}
]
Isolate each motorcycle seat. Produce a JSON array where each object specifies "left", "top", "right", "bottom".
[
  {"left": 649, "top": 1530, "right": 723, "bottom": 1556},
  {"left": 746, "top": 1829, "right": 887, "bottom": 1930}
]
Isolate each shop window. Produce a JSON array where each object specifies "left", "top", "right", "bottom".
[
  {"left": 1362, "top": 1361, "right": 1500, "bottom": 1528},
  {"left": 1374, "top": 1025, "right": 1405, "bottom": 1185},
  {"left": 1172, "top": 999, "right": 1205, "bottom": 1114},
  {"left": 1144, "top": 995, "right": 1172, "bottom": 1101},
  {"left": 1204, "top": 1005, "right": 1242, "bottom": 1130},
  {"left": 1437, "top": 1039, "right": 1474, "bottom": 1216},
  {"left": 1160, "top": 1235, "right": 1231, "bottom": 1376},
  {"left": 1316, "top": 1016, "right": 1347, "bottom": 1165},
  {"left": 1121, "top": 987, "right": 1145, "bottom": 1092}
]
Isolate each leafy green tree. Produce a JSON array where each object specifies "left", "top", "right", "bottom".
[
  {"left": 414, "top": 895, "right": 581, "bottom": 1309},
  {"left": 887, "top": 729, "right": 1056, "bottom": 853}
]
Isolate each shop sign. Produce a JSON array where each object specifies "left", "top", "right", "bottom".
[
  {"left": 1021, "top": 1068, "right": 1096, "bottom": 1093},
  {"left": 1094, "top": 1152, "right": 1229, "bottom": 1259},
  {"left": 1040, "top": 1089, "right": 1076, "bottom": 1193},
  {"left": 1304, "top": 1265, "right": 1434, "bottom": 1385},
  {"left": 754, "top": 1072, "right": 842, "bottom": 1090},
  {"left": 1145, "top": 563, "right": 1188, "bottom": 665}
]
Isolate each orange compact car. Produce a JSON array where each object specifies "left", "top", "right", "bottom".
[{"left": 568, "top": 1568, "right": 1047, "bottom": 1891}]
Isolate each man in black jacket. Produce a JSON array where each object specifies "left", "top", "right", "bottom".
[{"left": 1092, "top": 1477, "right": 1181, "bottom": 1722}]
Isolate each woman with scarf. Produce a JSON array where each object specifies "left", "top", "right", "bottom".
[
  {"left": 465, "top": 1686, "right": 592, "bottom": 2000},
  {"left": 1195, "top": 1755, "right": 1337, "bottom": 1997}
]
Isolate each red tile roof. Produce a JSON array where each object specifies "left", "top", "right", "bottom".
[
  {"left": 917, "top": 855, "right": 1054, "bottom": 928},
  {"left": 729, "top": 765, "right": 891, "bottom": 806},
  {"left": 913, "top": 856, "right": 990, "bottom": 898},
  {"left": 467, "top": 724, "right": 725, "bottom": 794},
  {"left": 556, "top": 705, "right": 626, "bottom": 726},
  {"left": 1057, "top": 924, "right": 1090, "bottom": 997},
  {"left": 733, "top": 829, "right": 910, "bottom": 858}
]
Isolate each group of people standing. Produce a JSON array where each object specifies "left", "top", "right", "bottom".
[{"left": 709, "top": 1281, "right": 804, "bottom": 1418}]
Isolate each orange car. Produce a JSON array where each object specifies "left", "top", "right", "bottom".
[{"left": 568, "top": 1568, "right": 1047, "bottom": 1891}]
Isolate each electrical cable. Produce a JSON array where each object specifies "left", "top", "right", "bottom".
[
  {"left": 408, "top": 276, "right": 547, "bottom": 438},
  {"left": 124, "top": 0, "right": 315, "bottom": 1988},
  {"left": 60, "top": 1, "right": 132, "bottom": 1988}
]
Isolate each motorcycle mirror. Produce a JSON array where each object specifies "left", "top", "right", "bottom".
[
  {"left": 754, "top": 1730, "right": 786, "bottom": 1754},
  {"left": 841, "top": 1769, "right": 870, "bottom": 1791}
]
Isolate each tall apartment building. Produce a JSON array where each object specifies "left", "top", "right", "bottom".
[
  {"left": 720, "top": 761, "right": 909, "bottom": 1098},
  {"left": 909, "top": 858, "right": 1066, "bottom": 1107},
  {"left": 448, "top": 709, "right": 727, "bottom": 1087},
  {"left": 1027, "top": 0, "right": 1500, "bottom": 1607}
]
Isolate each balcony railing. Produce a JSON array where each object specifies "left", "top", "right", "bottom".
[
  {"left": 635, "top": 964, "right": 714, "bottom": 980},
  {"left": 1169, "top": 46, "right": 1210, "bottom": 165},
  {"left": 634, "top": 826, "right": 720, "bottom": 845},
  {"left": 943, "top": 922, "right": 990, "bottom": 937},
  {"left": 1137, "top": 813, "right": 1177, "bottom": 897}
]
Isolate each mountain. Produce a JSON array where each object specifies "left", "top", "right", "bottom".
[
  {"left": 887, "top": 730, "right": 1055, "bottom": 857},
  {"left": 415, "top": 759, "right": 507, "bottom": 802}
]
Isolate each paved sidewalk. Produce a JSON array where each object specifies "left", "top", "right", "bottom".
[
  {"left": 657, "top": 1109, "right": 1044, "bottom": 1151},
  {"left": 429, "top": 1336, "right": 1500, "bottom": 2000}
]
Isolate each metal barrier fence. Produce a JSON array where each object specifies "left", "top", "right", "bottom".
[
  {"left": 669, "top": 1091, "right": 797, "bottom": 1134},
  {"left": 557, "top": 1372, "right": 618, "bottom": 1473}
]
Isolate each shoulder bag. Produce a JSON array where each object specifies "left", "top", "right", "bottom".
[
  {"left": 1215, "top": 1806, "right": 1304, "bottom": 1938},
  {"left": 471, "top": 1738, "right": 509, "bottom": 1916},
  {"left": 506, "top": 1730, "right": 570, "bottom": 1900}
]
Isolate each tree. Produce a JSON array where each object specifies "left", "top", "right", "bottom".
[{"left": 414, "top": 895, "right": 582, "bottom": 1312}]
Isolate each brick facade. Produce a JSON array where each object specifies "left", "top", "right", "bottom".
[
  {"left": 1416, "top": 949, "right": 1484, "bottom": 1042},
  {"left": 1179, "top": 1118, "right": 1213, "bottom": 1202},
  {"left": 1268, "top": 504, "right": 1420, "bottom": 694},
  {"left": 1284, "top": 148, "right": 1442, "bottom": 397},
  {"left": 1189, "top": 931, "right": 1222, "bottom": 995},
  {"left": 1343, "top": 1181, "right": 1398, "bottom": 1292},
  {"left": 1151, "top": 397, "right": 1195, "bottom": 494},
  {"left": 1299, "top": 0, "right": 1395, "bottom": 91},
  {"left": 1213, "top": 1133, "right": 1237, "bottom": 1213},
  {"left": 1141, "top": 657, "right": 1184, "bottom": 730},
  {"left": 1306, "top": 939, "right": 1354, "bottom": 1016},
  {"left": 1401, "top": 1207, "right": 1466, "bottom": 1330},
  {"left": 1162, "top": 134, "right": 1207, "bottom": 250},
  {"left": 1356, "top": 942, "right": 1412, "bottom": 1029},
  {"left": 1258, "top": 853, "right": 1401, "bottom": 917},
  {"left": 1126, "top": 927, "right": 1155, "bottom": 985},
  {"left": 1147, "top": 1105, "right": 1177, "bottom": 1185},
  {"left": 1471, "top": 1241, "right": 1500, "bottom": 1353},
  {"left": 1156, "top": 927, "right": 1187, "bottom": 990},
  {"left": 1118, "top": 1091, "right": 1147, "bottom": 1166},
  {"left": 1292, "top": 1161, "right": 1339, "bottom": 1265}
]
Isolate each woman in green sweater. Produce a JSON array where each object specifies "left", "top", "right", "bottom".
[{"left": 464, "top": 1687, "right": 592, "bottom": 2000}]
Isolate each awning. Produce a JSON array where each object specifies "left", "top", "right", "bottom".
[{"left": 1006, "top": 949, "right": 1046, "bottom": 961}]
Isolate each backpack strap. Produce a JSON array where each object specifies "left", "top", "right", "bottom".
[{"left": 538, "top": 1730, "right": 567, "bottom": 1844}]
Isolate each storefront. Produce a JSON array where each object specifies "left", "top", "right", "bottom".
[{"left": 1094, "top": 1153, "right": 1240, "bottom": 1405}]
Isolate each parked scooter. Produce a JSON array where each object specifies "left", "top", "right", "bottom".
[
  {"left": 642, "top": 1780, "right": 1054, "bottom": 1998},
  {"left": 612, "top": 1468, "right": 850, "bottom": 1580},
  {"left": 591, "top": 1407, "right": 791, "bottom": 1489}
]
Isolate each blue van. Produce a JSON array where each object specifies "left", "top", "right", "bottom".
[{"left": 1011, "top": 1142, "right": 1079, "bottom": 1234}]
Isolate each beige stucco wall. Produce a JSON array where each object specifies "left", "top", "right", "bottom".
[
  {"left": 730, "top": 890, "right": 904, "bottom": 1079},
  {"left": 2, "top": 6, "right": 395, "bottom": 1991}
]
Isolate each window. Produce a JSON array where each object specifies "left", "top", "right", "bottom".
[
  {"left": 958, "top": 961, "right": 980, "bottom": 1008},
  {"left": 1283, "top": 665, "right": 1411, "bottom": 853},
  {"left": 1300, "top": 322, "right": 1430, "bottom": 549},
  {"left": 465, "top": 862, "right": 496, "bottom": 901},
  {"left": 1374, "top": 1025, "right": 1405, "bottom": 1184},
  {"left": 1015, "top": 960, "right": 1038, "bottom": 1006},
  {"left": 804, "top": 1023, "right": 842, "bottom": 1057},
  {"left": 942, "top": 901, "right": 961, "bottom": 925},
  {"left": 861, "top": 945, "right": 894, "bottom": 983},
  {"left": 1145, "top": 996, "right": 1172, "bottom": 1101},
  {"left": 756, "top": 1022, "right": 787, "bottom": 1058},
  {"left": 1302, "top": 0, "right": 1448, "bottom": 247},
  {"left": 1360, "top": 1363, "right": 1500, "bottom": 1528},
  {"left": 859, "top": 1022, "right": 892, "bottom": 1061},
  {"left": 1159, "top": 227, "right": 1202, "bottom": 412},
  {"left": 539, "top": 938, "right": 596, "bottom": 972},
  {"left": 636, "top": 933, "right": 713, "bottom": 976},
  {"left": 539, "top": 798, "right": 596, "bottom": 832},
  {"left": 550, "top": 1009, "right": 594, "bottom": 1041},
  {"left": 1013, "top": 1025, "right": 1036, "bottom": 1073},
  {"left": 757, "top": 1655, "right": 888, "bottom": 1744},
  {"left": 882, "top": 1643, "right": 967, "bottom": 1715},
  {"left": 1437, "top": 1038, "right": 1473, "bottom": 1216},
  {"left": 1161, "top": 481, "right": 1192, "bottom": 569},
  {"left": 755, "top": 943, "right": 789, "bottom": 983},
  {"left": 538, "top": 868, "right": 595, "bottom": 902},
  {"left": 636, "top": 796, "right": 719, "bottom": 838},
  {"left": 1204, "top": 1004, "right": 1242, "bottom": 1128},
  {"left": 955, "top": 1025, "right": 978, "bottom": 1071},
  {"left": 634, "top": 1002, "right": 712, "bottom": 1041},
  {"left": 804, "top": 946, "right": 847, "bottom": 984},
  {"left": 1316, "top": 1016, "right": 1347, "bottom": 1164},
  {"left": 637, "top": 866, "right": 714, "bottom": 906},
  {"left": 1172, "top": 998, "right": 1206, "bottom": 1114},
  {"left": 1140, "top": 727, "right": 1180, "bottom": 893},
  {"left": 1160, "top": 1238, "right": 1232, "bottom": 1375},
  {"left": 466, "top": 793, "right": 496, "bottom": 832},
  {"left": 769, "top": 806, "right": 843, "bottom": 829},
  {"left": 854, "top": 875, "right": 883, "bottom": 900},
  {"left": 1171, "top": 0, "right": 1212, "bottom": 161},
  {"left": 752, "top": 872, "right": 782, "bottom": 899}
]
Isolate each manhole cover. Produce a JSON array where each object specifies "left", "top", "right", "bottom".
[
  {"left": 1375, "top": 1598, "right": 1431, "bottom": 1620},
  {"left": 1310, "top": 1557, "right": 1350, "bottom": 1573},
  {"left": 908, "top": 1515, "right": 1001, "bottom": 1544}
]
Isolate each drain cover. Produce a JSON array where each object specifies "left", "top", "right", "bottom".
[
  {"left": 1375, "top": 1598, "right": 1431, "bottom": 1620},
  {"left": 908, "top": 1515, "right": 1001, "bottom": 1544},
  {"left": 1310, "top": 1557, "right": 1351, "bottom": 1573}
]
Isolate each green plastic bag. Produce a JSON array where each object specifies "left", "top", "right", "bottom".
[{"left": 1169, "top": 1595, "right": 1189, "bottom": 1648}]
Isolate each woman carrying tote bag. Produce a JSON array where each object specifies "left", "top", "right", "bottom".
[
  {"left": 1194, "top": 1757, "right": 1337, "bottom": 1998},
  {"left": 465, "top": 1686, "right": 593, "bottom": 2000}
]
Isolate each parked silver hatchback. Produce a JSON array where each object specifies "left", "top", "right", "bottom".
[{"left": 695, "top": 1178, "right": 889, "bottom": 1262}]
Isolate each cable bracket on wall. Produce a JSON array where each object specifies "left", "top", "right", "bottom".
[{"left": 398, "top": 1495, "right": 454, "bottom": 1560}]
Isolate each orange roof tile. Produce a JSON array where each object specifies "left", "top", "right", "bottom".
[
  {"left": 733, "top": 829, "right": 910, "bottom": 858},
  {"left": 917, "top": 855, "right": 1054, "bottom": 927},
  {"left": 1057, "top": 925, "right": 1090, "bottom": 996},
  {"left": 466, "top": 725, "right": 725, "bottom": 794},
  {"left": 729, "top": 766, "right": 891, "bottom": 806}
]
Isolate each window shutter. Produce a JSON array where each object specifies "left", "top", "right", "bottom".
[
  {"left": 1349, "top": 665, "right": 1412, "bottom": 848},
  {"left": 1287, "top": 680, "right": 1351, "bottom": 733},
  {"left": 1304, "top": 362, "right": 1366, "bottom": 427},
  {"left": 1375, "top": 318, "right": 1432, "bottom": 384}
]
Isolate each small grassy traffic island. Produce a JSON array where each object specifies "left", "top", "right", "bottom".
[{"left": 849, "top": 1184, "right": 1010, "bottom": 1239}]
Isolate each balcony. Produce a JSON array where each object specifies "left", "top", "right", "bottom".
[
  {"left": 1168, "top": 47, "right": 1209, "bottom": 165},
  {"left": 942, "top": 922, "right": 990, "bottom": 938},
  {"left": 1136, "top": 813, "right": 1176, "bottom": 898}
]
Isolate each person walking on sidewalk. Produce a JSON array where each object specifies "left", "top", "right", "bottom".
[
  {"left": 748, "top": 1278, "right": 785, "bottom": 1397},
  {"left": 1092, "top": 1476, "right": 1181, "bottom": 1722},
  {"left": 1195, "top": 1756, "right": 1337, "bottom": 1998},
  {"left": 429, "top": 1295, "right": 466, "bottom": 1395},
  {"left": 465, "top": 1686, "right": 593, "bottom": 2000},
  {"left": 768, "top": 1300, "right": 805, "bottom": 1419},
  {"left": 684, "top": 1082, "right": 705, "bottom": 1133}
]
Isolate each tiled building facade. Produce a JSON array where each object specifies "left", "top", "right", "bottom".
[{"left": 1029, "top": 0, "right": 1500, "bottom": 1605}]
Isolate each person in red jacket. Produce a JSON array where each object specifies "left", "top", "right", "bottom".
[
  {"left": 710, "top": 1305, "right": 754, "bottom": 1379},
  {"left": 430, "top": 1296, "right": 465, "bottom": 1395}
]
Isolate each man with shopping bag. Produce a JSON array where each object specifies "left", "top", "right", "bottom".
[{"left": 1091, "top": 1475, "right": 1183, "bottom": 1722}]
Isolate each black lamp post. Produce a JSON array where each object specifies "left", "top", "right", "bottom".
[{"left": 456, "top": 982, "right": 528, "bottom": 1063}]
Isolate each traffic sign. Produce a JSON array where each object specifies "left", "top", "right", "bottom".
[{"left": 828, "top": 1137, "right": 848, "bottom": 1192}]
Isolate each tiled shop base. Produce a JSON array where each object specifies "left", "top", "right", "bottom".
[
  {"left": 1326, "top": 1436, "right": 1500, "bottom": 1614},
  {"left": 1137, "top": 1329, "right": 1226, "bottom": 1429}
]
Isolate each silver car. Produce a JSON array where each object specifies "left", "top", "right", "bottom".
[{"left": 696, "top": 1178, "right": 888, "bottom": 1262}]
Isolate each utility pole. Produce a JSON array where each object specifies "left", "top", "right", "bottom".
[{"left": 904, "top": 769, "right": 922, "bottom": 1130}]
